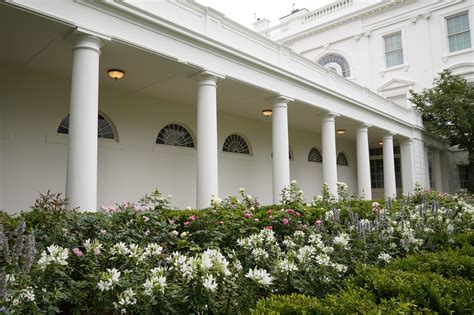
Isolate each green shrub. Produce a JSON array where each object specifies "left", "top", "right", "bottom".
[
  {"left": 387, "top": 249, "right": 474, "bottom": 280},
  {"left": 351, "top": 264, "right": 474, "bottom": 314}
]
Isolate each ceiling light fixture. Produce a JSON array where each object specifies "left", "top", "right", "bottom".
[
  {"left": 336, "top": 129, "right": 346, "bottom": 135},
  {"left": 378, "top": 141, "right": 383, "bottom": 146},
  {"left": 108, "top": 69, "right": 125, "bottom": 80},
  {"left": 262, "top": 109, "right": 272, "bottom": 117}
]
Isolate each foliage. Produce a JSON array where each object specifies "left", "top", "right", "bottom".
[
  {"left": 0, "top": 184, "right": 472, "bottom": 313},
  {"left": 410, "top": 69, "right": 474, "bottom": 192}
]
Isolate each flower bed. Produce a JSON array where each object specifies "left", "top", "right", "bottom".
[{"left": 0, "top": 184, "right": 472, "bottom": 314}]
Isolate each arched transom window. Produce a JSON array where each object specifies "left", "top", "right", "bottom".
[
  {"left": 57, "top": 114, "right": 116, "bottom": 140},
  {"left": 156, "top": 123, "right": 195, "bottom": 148},
  {"left": 308, "top": 147, "right": 322, "bottom": 163},
  {"left": 223, "top": 134, "right": 250, "bottom": 155},
  {"left": 318, "top": 53, "right": 350, "bottom": 77},
  {"left": 337, "top": 152, "right": 348, "bottom": 166}
]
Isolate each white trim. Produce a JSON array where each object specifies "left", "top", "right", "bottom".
[{"left": 46, "top": 134, "right": 124, "bottom": 150}]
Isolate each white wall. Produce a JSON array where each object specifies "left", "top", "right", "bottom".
[
  {"left": 0, "top": 66, "right": 359, "bottom": 212},
  {"left": 289, "top": 1, "right": 473, "bottom": 95}
]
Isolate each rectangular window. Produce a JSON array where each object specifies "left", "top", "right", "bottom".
[
  {"left": 384, "top": 32, "right": 404, "bottom": 67},
  {"left": 446, "top": 13, "right": 471, "bottom": 52},
  {"left": 458, "top": 165, "right": 469, "bottom": 189},
  {"left": 369, "top": 146, "right": 401, "bottom": 189}
]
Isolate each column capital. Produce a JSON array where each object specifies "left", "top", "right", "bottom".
[
  {"left": 383, "top": 131, "right": 397, "bottom": 139},
  {"left": 322, "top": 112, "right": 339, "bottom": 122},
  {"left": 357, "top": 123, "right": 372, "bottom": 131},
  {"left": 190, "top": 70, "right": 225, "bottom": 86},
  {"left": 68, "top": 28, "right": 110, "bottom": 53},
  {"left": 400, "top": 137, "right": 414, "bottom": 144},
  {"left": 266, "top": 95, "right": 293, "bottom": 106}
]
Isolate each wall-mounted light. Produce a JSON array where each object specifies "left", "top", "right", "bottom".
[
  {"left": 108, "top": 69, "right": 125, "bottom": 80},
  {"left": 262, "top": 109, "right": 272, "bottom": 117},
  {"left": 378, "top": 141, "right": 383, "bottom": 146},
  {"left": 336, "top": 129, "right": 346, "bottom": 135}
]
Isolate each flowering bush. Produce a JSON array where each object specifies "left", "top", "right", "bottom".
[{"left": 0, "top": 186, "right": 472, "bottom": 313}]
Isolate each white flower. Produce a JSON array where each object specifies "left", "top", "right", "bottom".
[
  {"left": 180, "top": 232, "right": 188, "bottom": 238},
  {"left": 202, "top": 274, "right": 218, "bottom": 292},
  {"left": 291, "top": 180, "right": 297, "bottom": 185},
  {"left": 333, "top": 263, "right": 347, "bottom": 273},
  {"left": 84, "top": 239, "right": 103, "bottom": 255},
  {"left": 110, "top": 242, "right": 129, "bottom": 256},
  {"left": 37, "top": 244, "right": 69, "bottom": 270},
  {"left": 245, "top": 267, "right": 273, "bottom": 287},
  {"left": 143, "top": 243, "right": 163, "bottom": 258},
  {"left": 115, "top": 288, "right": 137, "bottom": 309},
  {"left": 296, "top": 245, "right": 316, "bottom": 263},
  {"left": 171, "top": 230, "right": 179, "bottom": 236},
  {"left": 315, "top": 254, "right": 332, "bottom": 266},
  {"left": 98, "top": 268, "right": 121, "bottom": 291},
  {"left": 276, "top": 258, "right": 298, "bottom": 273},
  {"left": 378, "top": 252, "right": 392, "bottom": 263},
  {"left": 252, "top": 248, "right": 269, "bottom": 262},
  {"left": 239, "top": 187, "right": 245, "bottom": 193},
  {"left": 97, "top": 280, "right": 112, "bottom": 292},
  {"left": 333, "top": 232, "right": 350, "bottom": 249},
  {"left": 144, "top": 275, "right": 167, "bottom": 296}
]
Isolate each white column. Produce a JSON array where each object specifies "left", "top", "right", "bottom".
[
  {"left": 322, "top": 113, "right": 338, "bottom": 197},
  {"left": 400, "top": 138, "right": 415, "bottom": 195},
  {"left": 424, "top": 146, "right": 431, "bottom": 189},
  {"left": 356, "top": 124, "right": 372, "bottom": 200},
  {"left": 196, "top": 71, "right": 223, "bottom": 209},
  {"left": 433, "top": 149, "right": 444, "bottom": 192},
  {"left": 272, "top": 96, "right": 292, "bottom": 204},
  {"left": 383, "top": 133, "right": 397, "bottom": 199},
  {"left": 66, "top": 33, "right": 105, "bottom": 211}
]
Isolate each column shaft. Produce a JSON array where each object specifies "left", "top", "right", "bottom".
[
  {"left": 356, "top": 124, "right": 372, "bottom": 200},
  {"left": 383, "top": 133, "right": 397, "bottom": 199},
  {"left": 196, "top": 73, "right": 220, "bottom": 209},
  {"left": 433, "top": 149, "right": 444, "bottom": 192},
  {"left": 272, "top": 97, "right": 291, "bottom": 204},
  {"left": 400, "top": 139, "right": 415, "bottom": 195},
  {"left": 66, "top": 34, "right": 104, "bottom": 211},
  {"left": 322, "top": 113, "right": 338, "bottom": 197}
]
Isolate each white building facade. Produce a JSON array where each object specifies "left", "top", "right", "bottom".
[
  {"left": 256, "top": 0, "right": 473, "bottom": 198},
  {"left": 0, "top": 0, "right": 470, "bottom": 213}
]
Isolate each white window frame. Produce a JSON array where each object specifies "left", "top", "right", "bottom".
[
  {"left": 441, "top": 7, "right": 474, "bottom": 59},
  {"left": 383, "top": 31, "right": 404, "bottom": 68},
  {"left": 445, "top": 11, "right": 472, "bottom": 53}
]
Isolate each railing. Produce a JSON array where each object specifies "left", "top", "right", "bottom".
[
  {"left": 264, "top": 0, "right": 354, "bottom": 38},
  {"left": 303, "top": 0, "right": 353, "bottom": 24}
]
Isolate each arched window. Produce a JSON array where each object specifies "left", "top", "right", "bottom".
[
  {"left": 57, "top": 114, "right": 116, "bottom": 140},
  {"left": 318, "top": 53, "right": 350, "bottom": 77},
  {"left": 308, "top": 147, "right": 322, "bottom": 163},
  {"left": 156, "top": 123, "right": 194, "bottom": 148},
  {"left": 223, "top": 134, "right": 250, "bottom": 155},
  {"left": 337, "top": 152, "right": 348, "bottom": 166}
]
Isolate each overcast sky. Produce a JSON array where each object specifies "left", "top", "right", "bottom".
[{"left": 195, "top": 0, "right": 334, "bottom": 29}]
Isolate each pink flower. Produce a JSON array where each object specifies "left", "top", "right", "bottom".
[
  {"left": 287, "top": 209, "right": 295, "bottom": 215},
  {"left": 372, "top": 202, "right": 380, "bottom": 208},
  {"left": 183, "top": 221, "right": 190, "bottom": 226},
  {"left": 243, "top": 213, "right": 252, "bottom": 219},
  {"left": 282, "top": 218, "right": 289, "bottom": 225},
  {"left": 295, "top": 212, "right": 302, "bottom": 217},
  {"left": 143, "top": 216, "right": 150, "bottom": 222},
  {"left": 254, "top": 218, "right": 260, "bottom": 222},
  {"left": 267, "top": 210, "right": 273, "bottom": 215},
  {"left": 72, "top": 248, "right": 83, "bottom": 257},
  {"left": 265, "top": 226, "right": 273, "bottom": 230},
  {"left": 189, "top": 215, "right": 197, "bottom": 222},
  {"left": 219, "top": 221, "right": 224, "bottom": 225},
  {"left": 314, "top": 220, "right": 321, "bottom": 226}
]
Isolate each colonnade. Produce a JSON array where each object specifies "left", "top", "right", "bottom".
[{"left": 65, "top": 33, "right": 415, "bottom": 210}]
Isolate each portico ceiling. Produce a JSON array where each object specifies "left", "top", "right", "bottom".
[{"left": 0, "top": 3, "right": 392, "bottom": 145}]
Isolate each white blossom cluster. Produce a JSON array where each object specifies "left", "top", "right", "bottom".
[
  {"left": 97, "top": 268, "right": 121, "bottom": 291},
  {"left": 143, "top": 267, "right": 168, "bottom": 297},
  {"left": 84, "top": 239, "right": 103, "bottom": 256},
  {"left": 37, "top": 244, "right": 69, "bottom": 271},
  {"left": 245, "top": 267, "right": 273, "bottom": 287},
  {"left": 333, "top": 232, "right": 350, "bottom": 249}
]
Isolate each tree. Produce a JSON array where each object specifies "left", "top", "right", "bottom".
[{"left": 410, "top": 70, "right": 474, "bottom": 193}]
